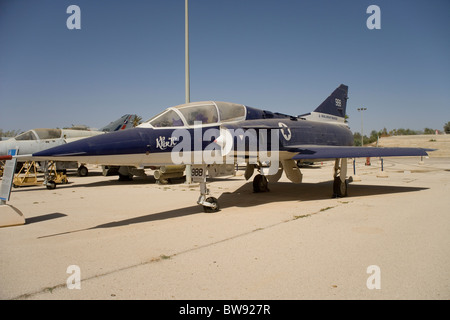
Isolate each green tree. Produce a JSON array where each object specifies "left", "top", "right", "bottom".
[
  {"left": 369, "top": 130, "right": 378, "bottom": 143},
  {"left": 395, "top": 128, "right": 418, "bottom": 135},
  {"left": 352, "top": 132, "right": 369, "bottom": 146},
  {"left": 133, "top": 116, "right": 143, "bottom": 127},
  {"left": 378, "top": 127, "right": 389, "bottom": 137},
  {"left": 0, "top": 129, "right": 21, "bottom": 137},
  {"left": 444, "top": 122, "right": 450, "bottom": 134},
  {"left": 353, "top": 132, "right": 361, "bottom": 146}
]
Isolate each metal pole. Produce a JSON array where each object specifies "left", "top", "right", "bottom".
[
  {"left": 361, "top": 109, "right": 364, "bottom": 146},
  {"left": 357, "top": 107, "right": 367, "bottom": 146},
  {"left": 185, "top": 0, "right": 190, "bottom": 104},
  {"left": 185, "top": 0, "right": 192, "bottom": 184}
]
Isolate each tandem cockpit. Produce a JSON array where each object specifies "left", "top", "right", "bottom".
[
  {"left": 138, "top": 101, "right": 247, "bottom": 129},
  {"left": 138, "top": 101, "right": 293, "bottom": 129}
]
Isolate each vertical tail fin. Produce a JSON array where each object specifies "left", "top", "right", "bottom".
[
  {"left": 302, "top": 84, "right": 348, "bottom": 123},
  {"left": 100, "top": 114, "right": 138, "bottom": 132}
]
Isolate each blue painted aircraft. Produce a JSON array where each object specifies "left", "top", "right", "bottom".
[{"left": 32, "top": 85, "right": 432, "bottom": 212}]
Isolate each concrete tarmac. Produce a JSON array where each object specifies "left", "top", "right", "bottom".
[{"left": 0, "top": 157, "right": 449, "bottom": 300}]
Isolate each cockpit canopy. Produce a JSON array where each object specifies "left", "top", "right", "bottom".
[
  {"left": 139, "top": 101, "right": 246, "bottom": 128},
  {"left": 15, "top": 129, "right": 62, "bottom": 141}
]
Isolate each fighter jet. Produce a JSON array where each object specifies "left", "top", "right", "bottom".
[
  {"left": 32, "top": 85, "right": 432, "bottom": 211},
  {"left": 1, "top": 114, "right": 137, "bottom": 176}
]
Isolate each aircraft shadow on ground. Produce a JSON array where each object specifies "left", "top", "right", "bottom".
[
  {"left": 33, "top": 180, "right": 427, "bottom": 237},
  {"left": 10, "top": 176, "right": 159, "bottom": 193},
  {"left": 25, "top": 212, "right": 67, "bottom": 224},
  {"left": 92, "top": 205, "right": 201, "bottom": 229},
  {"left": 70, "top": 176, "right": 159, "bottom": 188},
  {"left": 36, "top": 206, "right": 202, "bottom": 238},
  {"left": 216, "top": 181, "right": 428, "bottom": 209}
]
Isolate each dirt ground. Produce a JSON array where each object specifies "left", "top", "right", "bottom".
[{"left": 1, "top": 151, "right": 449, "bottom": 300}]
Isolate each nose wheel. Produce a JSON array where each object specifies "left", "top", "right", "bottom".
[
  {"left": 198, "top": 192, "right": 220, "bottom": 213},
  {"left": 202, "top": 197, "right": 219, "bottom": 213}
]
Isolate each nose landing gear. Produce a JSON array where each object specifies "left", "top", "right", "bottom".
[{"left": 192, "top": 165, "right": 220, "bottom": 213}]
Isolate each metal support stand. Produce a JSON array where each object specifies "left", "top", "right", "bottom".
[
  {"left": 419, "top": 156, "right": 424, "bottom": 165},
  {"left": 377, "top": 157, "right": 388, "bottom": 178},
  {"left": 43, "top": 161, "right": 49, "bottom": 187},
  {"left": 0, "top": 155, "right": 25, "bottom": 227},
  {"left": 351, "top": 158, "right": 361, "bottom": 182}
]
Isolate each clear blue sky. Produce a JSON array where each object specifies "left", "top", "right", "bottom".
[{"left": 1, "top": 0, "right": 449, "bottom": 135}]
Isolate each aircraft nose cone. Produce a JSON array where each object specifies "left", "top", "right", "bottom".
[{"left": 33, "top": 128, "right": 149, "bottom": 158}]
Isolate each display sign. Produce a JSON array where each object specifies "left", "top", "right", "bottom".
[{"left": 0, "top": 150, "right": 18, "bottom": 202}]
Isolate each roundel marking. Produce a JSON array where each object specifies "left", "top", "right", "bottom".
[{"left": 278, "top": 122, "right": 291, "bottom": 141}]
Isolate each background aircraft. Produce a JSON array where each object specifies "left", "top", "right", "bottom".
[
  {"left": 32, "top": 85, "right": 431, "bottom": 211},
  {"left": 1, "top": 114, "right": 138, "bottom": 176}
]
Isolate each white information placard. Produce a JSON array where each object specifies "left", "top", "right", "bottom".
[{"left": 0, "top": 150, "right": 18, "bottom": 202}]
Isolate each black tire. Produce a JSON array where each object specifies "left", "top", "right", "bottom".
[
  {"left": 253, "top": 174, "right": 269, "bottom": 193},
  {"left": 333, "top": 177, "right": 348, "bottom": 197},
  {"left": 118, "top": 173, "right": 133, "bottom": 181},
  {"left": 77, "top": 165, "right": 88, "bottom": 177},
  {"left": 46, "top": 181, "right": 56, "bottom": 190},
  {"left": 203, "top": 197, "right": 220, "bottom": 213}
]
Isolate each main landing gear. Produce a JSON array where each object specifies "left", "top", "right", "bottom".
[
  {"left": 333, "top": 158, "right": 348, "bottom": 198},
  {"left": 250, "top": 158, "right": 350, "bottom": 198},
  {"left": 245, "top": 163, "right": 272, "bottom": 193},
  {"left": 253, "top": 174, "right": 269, "bottom": 193}
]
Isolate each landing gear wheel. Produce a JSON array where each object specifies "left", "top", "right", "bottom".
[
  {"left": 203, "top": 197, "right": 219, "bottom": 213},
  {"left": 46, "top": 181, "right": 56, "bottom": 190},
  {"left": 253, "top": 174, "right": 269, "bottom": 193},
  {"left": 77, "top": 165, "right": 88, "bottom": 177},
  {"left": 333, "top": 177, "right": 348, "bottom": 198},
  {"left": 118, "top": 173, "right": 133, "bottom": 181}
]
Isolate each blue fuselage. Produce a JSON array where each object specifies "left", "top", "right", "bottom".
[{"left": 33, "top": 120, "right": 353, "bottom": 166}]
